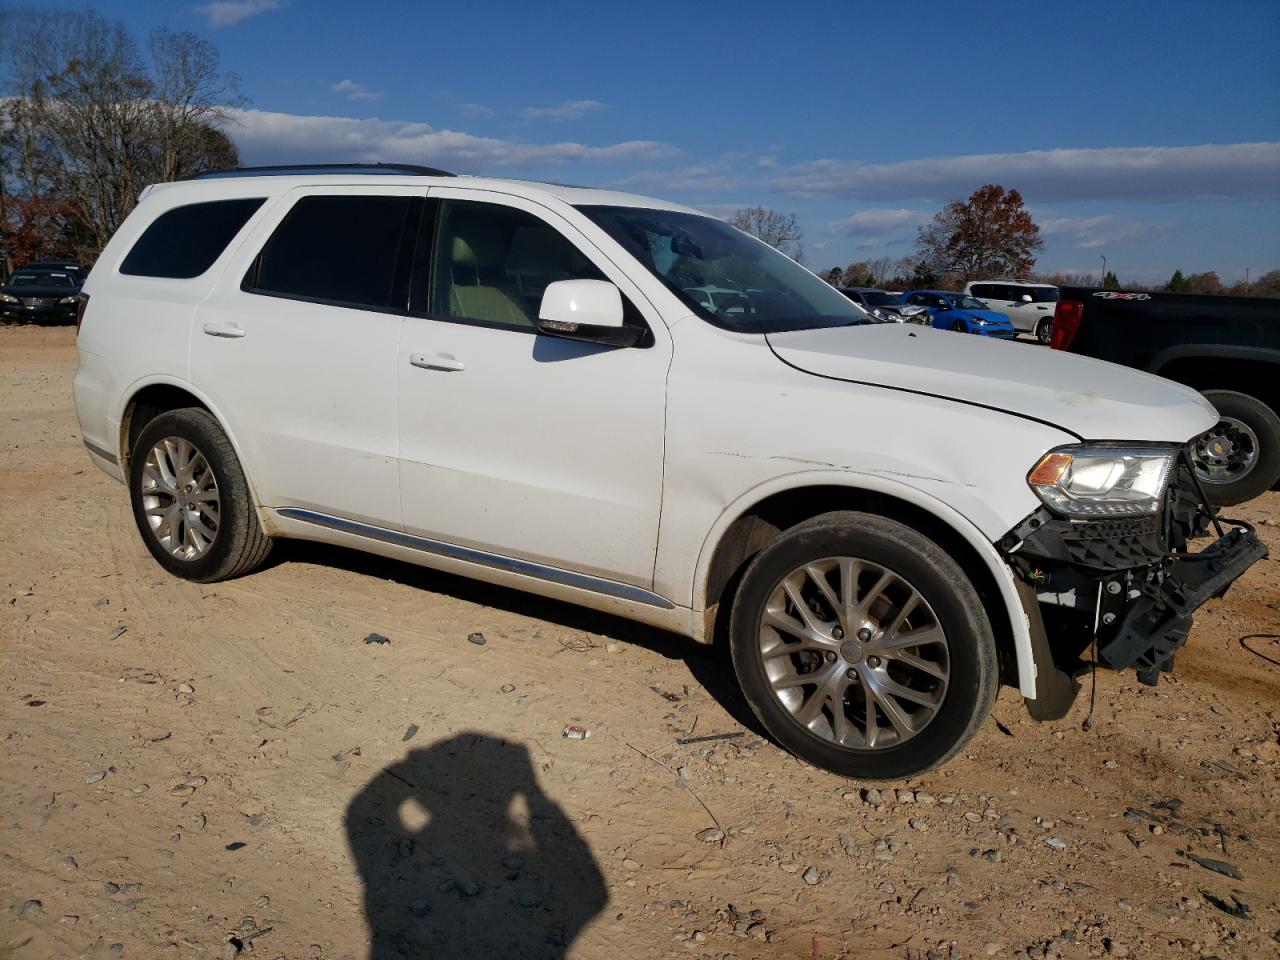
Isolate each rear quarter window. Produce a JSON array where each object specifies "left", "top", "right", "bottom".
[{"left": 120, "top": 198, "right": 265, "bottom": 279}]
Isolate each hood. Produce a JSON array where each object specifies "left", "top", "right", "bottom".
[
  {"left": 767, "top": 324, "right": 1217, "bottom": 442},
  {"left": 3, "top": 285, "right": 78, "bottom": 298}
]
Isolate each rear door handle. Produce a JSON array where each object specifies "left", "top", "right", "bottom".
[
  {"left": 410, "top": 352, "right": 465, "bottom": 372},
  {"left": 203, "top": 321, "right": 245, "bottom": 339}
]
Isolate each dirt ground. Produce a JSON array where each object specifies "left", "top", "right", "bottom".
[{"left": 2, "top": 324, "right": 1278, "bottom": 960}]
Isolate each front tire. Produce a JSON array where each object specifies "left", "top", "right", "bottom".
[
  {"left": 1035, "top": 317, "right": 1053, "bottom": 344},
  {"left": 1192, "top": 390, "right": 1280, "bottom": 506},
  {"left": 129, "top": 408, "right": 273, "bottom": 582},
  {"left": 950, "top": 320, "right": 968, "bottom": 333},
  {"left": 729, "top": 512, "right": 998, "bottom": 780}
]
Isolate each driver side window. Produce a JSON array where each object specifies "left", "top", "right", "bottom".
[{"left": 424, "top": 199, "right": 607, "bottom": 332}]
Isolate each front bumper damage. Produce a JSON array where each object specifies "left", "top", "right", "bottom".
[{"left": 997, "top": 454, "right": 1268, "bottom": 720}]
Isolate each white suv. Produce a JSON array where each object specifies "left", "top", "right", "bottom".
[
  {"left": 965, "top": 279, "right": 1059, "bottom": 343},
  {"left": 74, "top": 165, "right": 1266, "bottom": 780}
]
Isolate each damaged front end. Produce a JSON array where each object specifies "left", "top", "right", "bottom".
[{"left": 998, "top": 450, "right": 1268, "bottom": 720}]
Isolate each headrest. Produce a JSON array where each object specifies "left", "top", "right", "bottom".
[{"left": 450, "top": 218, "right": 505, "bottom": 268}]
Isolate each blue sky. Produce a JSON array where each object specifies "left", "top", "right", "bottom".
[{"left": 39, "top": 0, "right": 1280, "bottom": 283}]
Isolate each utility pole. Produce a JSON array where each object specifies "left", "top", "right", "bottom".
[{"left": 1100, "top": 254, "right": 1107, "bottom": 284}]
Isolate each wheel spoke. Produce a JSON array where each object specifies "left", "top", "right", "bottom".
[
  {"left": 879, "top": 624, "right": 946, "bottom": 652},
  {"left": 856, "top": 570, "right": 895, "bottom": 616},
  {"left": 866, "top": 680, "right": 914, "bottom": 737},
  {"left": 892, "top": 651, "right": 948, "bottom": 680},
  {"left": 805, "top": 562, "right": 843, "bottom": 625},
  {"left": 781, "top": 574, "right": 826, "bottom": 634},
  {"left": 881, "top": 591, "right": 921, "bottom": 638}
]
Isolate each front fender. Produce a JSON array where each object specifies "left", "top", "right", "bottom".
[{"left": 686, "top": 469, "right": 1041, "bottom": 699}]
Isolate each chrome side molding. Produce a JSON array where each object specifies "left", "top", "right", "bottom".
[{"left": 277, "top": 507, "right": 675, "bottom": 610}]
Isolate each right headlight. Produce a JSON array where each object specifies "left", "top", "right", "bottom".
[
  {"left": 0, "top": 293, "right": 18, "bottom": 304},
  {"left": 1027, "top": 445, "right": 1178, "bottom": 517}
]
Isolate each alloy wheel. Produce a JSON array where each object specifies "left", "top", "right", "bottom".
[
  {"left": 757, "top": 558, "right": 949, "bottom": 750},
  {"left": 139, "top": 436, "right": 220, "bottom": 560}
]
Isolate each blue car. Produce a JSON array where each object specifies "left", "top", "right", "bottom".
[{"left": 902, "top": 290, "right": 1017, "bottom": 338}]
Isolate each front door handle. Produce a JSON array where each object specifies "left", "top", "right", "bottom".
[
  {"left": 410, "top": 352, "right": 465, "bottom": 372},
  {"left": 203, "top": 321, "right": 245, "bottom": 339}
]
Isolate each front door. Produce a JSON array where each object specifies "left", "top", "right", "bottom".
[{"left": 397, "top": 190, "right": 670, "bottom": 588}]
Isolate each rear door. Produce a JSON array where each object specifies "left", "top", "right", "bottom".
[
  {"left": 396, "top": 189, "right": 670, "bottom": 587},
  {"left": 191, "top": 186, "right": 421, "bottom": 526}
]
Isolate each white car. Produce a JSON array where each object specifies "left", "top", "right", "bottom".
[
  {"left": 965, "top": 280, "right": 1059, "bottom": 343},
  {"left": 73, "top": 165, "right": 1266, "bottom": 780}
]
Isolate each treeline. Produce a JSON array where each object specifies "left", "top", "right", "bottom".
[{"left": 0, "top": 9, "right": 243, "bottom": 276}]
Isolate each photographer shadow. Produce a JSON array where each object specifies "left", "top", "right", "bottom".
[{"left": 345, "top": 732, "right": 607, "bottom": 959}]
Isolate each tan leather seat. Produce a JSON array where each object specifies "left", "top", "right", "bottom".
[{"left": 447, "top": 219, "right": 534, "bottom": 328}]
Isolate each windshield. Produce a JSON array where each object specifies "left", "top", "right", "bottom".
[
  {"left": 578, "top": 205, "right": 870, "bottom": 333},
  {"left": 952, "top": 295, "right": 991, "bottom": 311},
  {"left": 861, "top": 291, "right": 903, "bottom": 307},
  {"left": 9, "top": 272, "right": 74, "bottom": 288}
]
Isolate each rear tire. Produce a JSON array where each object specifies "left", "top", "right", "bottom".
[
  {"left": 1192, "top": 390, "right": 1280, "bottom": 506},
  {"left": 729, "top": 512, "right": 998, "bottom": 780},
  {"left": 128, "top": 408, "right": 273, "bottom": 582}
]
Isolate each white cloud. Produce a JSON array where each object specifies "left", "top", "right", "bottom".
[
  {"left": 613, "top": 164, "right": 744, "bottom": 194},
  {"left": 456, "top": 103, "right": 496, "bottom": 120},
  {"left": 195, "top": 0, "right": 283, "bottom": 28},
  {"left": 519, "top": 99, "right": 605, "bottom": 123},
  {"left": 1038, "top": 214, "right": 1176, "bottom": 249},
  {"left": 331, "top": 79, "right": 383, "bottom": 103},
  {"left": 219, "top": 107, "right": 677, "bottom": 172},
  {"left": 777, "top": 143, "right": 1280, "bottom": 203},
  {"left": 827, "top": 208, "right": 927, "bottom": 237}
]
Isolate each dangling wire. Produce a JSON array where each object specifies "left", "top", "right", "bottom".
[{"left": 1081, "top": 638, "right": 1099, "bottom": 732}]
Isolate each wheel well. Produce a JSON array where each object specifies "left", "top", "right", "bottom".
[
  {"left": 702, "top": 486, "right": 1018, "bottom": 686},
  {"left": 1155, "top": 357, "right": 1280, "bottom": 414},
  {"left": 121, "top": 384, "right": 209, "bottom": 470}
]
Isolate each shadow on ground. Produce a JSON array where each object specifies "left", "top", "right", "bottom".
[
  {"left": 347, "top": 733, "right": 607, "bottom": 959},
  {"left": 276, "top": 540, "right": 768, "bottom": 738}
]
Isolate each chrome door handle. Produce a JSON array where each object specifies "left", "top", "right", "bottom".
[
  {"left": 410, "top": 352, "right": 465, "bottom": 372},
  {"left": 203, "top": 321, "right": 245, "bottom": 339}
]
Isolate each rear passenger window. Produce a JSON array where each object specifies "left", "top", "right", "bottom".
[
  {"left": 120, "top": 198, "right": 264, "bottom": 279},
  {"left": 248, "top": 195, "right": 415, "bottom": 310},
  {"left": 970, "top": 284, "right": 994, "bottom": 299}
]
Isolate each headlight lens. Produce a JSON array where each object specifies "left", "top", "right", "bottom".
[
  {"left": 59, "top": 295, "right": 78, "bottom": 304},
  {"left": 0, "top": 293, "right": 17, "bottom": 304},
  {"left": 1028, "top": 446, "right": 1177, "bottom": 517}
]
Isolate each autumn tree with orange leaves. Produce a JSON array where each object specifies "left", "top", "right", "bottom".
[{"left": 910, "top": 184, "right": 1042, "bottom": 284}]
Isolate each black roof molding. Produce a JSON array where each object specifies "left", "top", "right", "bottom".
[{"left": 187, "top": 163, "right": 455, "bottom": 180}]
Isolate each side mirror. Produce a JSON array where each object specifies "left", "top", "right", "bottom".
[
  {"left": 537, "top": 279, "right": 640, "bottom": 347},
  {"left": 1020, "top": 294, "right": 1033, "bottom": 303}
]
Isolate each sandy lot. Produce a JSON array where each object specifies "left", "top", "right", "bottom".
[{"left": 2, "top": 325, "right": 1278, "bottom": 960}]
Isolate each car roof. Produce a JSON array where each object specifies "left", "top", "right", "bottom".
[
  {"left": 968, "top": 278, "right": 1054, "bottom": 286},
  {"left": 143, "top": 172, "right": 703, "bottom": 215},
  {"left": 906, "top": 289, "right": 953, "bottom": 296}
]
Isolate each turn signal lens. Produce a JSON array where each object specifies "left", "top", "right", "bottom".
[{"left": 1028, "top": 452, "right": 1073, "bottom": 486}]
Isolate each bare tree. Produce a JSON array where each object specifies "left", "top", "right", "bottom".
[
  {"left": 728, "top": 206, "right": 805, "bottom": 261},
  {"left": 2, "top": 10, "right": 243, "bottom": 264}
]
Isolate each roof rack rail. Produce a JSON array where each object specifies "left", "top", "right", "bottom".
[{"left": 187, "top": 162, "right": 455, "bottom": 180}]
